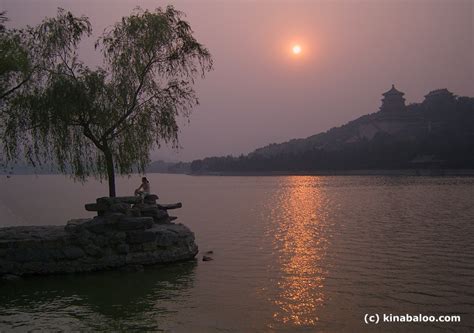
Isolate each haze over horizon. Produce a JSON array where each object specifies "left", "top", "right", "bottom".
[{"left": 3, "top": 0, "right": 473, "bottom": 162}]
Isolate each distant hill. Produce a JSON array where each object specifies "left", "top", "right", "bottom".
[{"left": 190, "top": 87, "right": 474, "bottom": 174}]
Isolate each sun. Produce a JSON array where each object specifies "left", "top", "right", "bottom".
[{"left": 292, "top": 44, "right": 302, "bottom": 55}]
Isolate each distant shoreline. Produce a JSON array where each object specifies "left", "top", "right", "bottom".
[
  {"left": 3, "top": 169, "right": 474, "bottom": 177},
  {"left": 188, "top": 169, "right": 474, "bottom": 177}
]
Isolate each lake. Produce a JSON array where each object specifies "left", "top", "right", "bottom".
[{"left": 0, "top": 174, "right": 473, "bottom": 332}]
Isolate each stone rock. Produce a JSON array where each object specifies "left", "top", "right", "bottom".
[
  {"left": 0, "top": 196, "right": 197, "bottom": 277},
  {"left": 83, "top": 218, "right": 110, "bottom": 234},
  {"left": 141, "top": 208, "right": 168, "bottom": 220},
  {"left": 111, "top": 232, "right": 127, "bottom": 242},
  {"left": 144, "top": 194, "right": 159, "bottom": 204},
  {"left": 126, "top": 230, "right": 157, "bottom": 244},
  {"left": 109, "top": 203, "right": 130, "bottom": 213},
  {"left": 11, "top": 248, "right": 50, "bottom": 262},
  {"left": 85, "top": 203, "right": 99, "bottom": 212},
  {"left": 65, "top": 219, "right": 90, "bottom": 233},
  {"left": 94, "top": 198, "right": 113, "bottom": 210},
  {"left": 127, "top": 208, "right": 141, "bottom": 217},
  {"left": 128, "top": 243, "right": 143, "bottom": 253},
  {"left": 117, "top": 196, "right": 143, "bottom": 204},
  {"left": 97, "top": 196, "right": 142, "bottom": 207},
  {"left": 62, "top": 246, "right": 86, "bottom": 259},
  {"left": 155, "top": 229, "right": 179, "bottom": 247},
  {"left": 101, "top": 213, "right": 123, "bottom": 223},
  {"left": 117, "top": 217, "right": 153, "bottom": 230},
  {"left": 140, "top": 209, "right": 158, "bottom": 217},
  {"left": 157, "top": 203, "right": 183, "bottom": 210},
  {"left": 142, "top": 242, "right": 157, "bottom": 252},
  {"left": 84, "top": 245, "right": 104, "bottom": 258},
  {"left": 116, "top": 243, "right": 130, "bottom": 254}
]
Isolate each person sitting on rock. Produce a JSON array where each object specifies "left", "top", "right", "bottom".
[{"left": 134, "top": 177, "right": 151, "bottom": 199}]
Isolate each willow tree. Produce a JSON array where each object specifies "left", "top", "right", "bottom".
[
  {"left": 1, "top": 9, "right": 92, "bottom": 169},
  {"left": 2, "top": 7, "right": 212, "bottom": 196},
  {"left": 0, "top": 12, "right": 29, "bottom": 101}
]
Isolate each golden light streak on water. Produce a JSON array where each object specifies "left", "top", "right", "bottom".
[{"left": 268, "top": 176, "right": 330, "bottom": 327}]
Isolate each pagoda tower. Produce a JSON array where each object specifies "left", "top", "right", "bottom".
[
  {"left": 379, "top": 84, "right": 406, "bottom": 113},
  {"left": 423, "top": 88, "right": 455, "bottom": 109}
]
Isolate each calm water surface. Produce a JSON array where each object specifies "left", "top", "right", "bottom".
[{"left": 0, "top": 174, "right": 473, "bottom": 332}]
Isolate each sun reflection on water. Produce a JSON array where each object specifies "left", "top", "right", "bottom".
[{"left": 266, "top": 176, "right": 331, "bottom": 327}]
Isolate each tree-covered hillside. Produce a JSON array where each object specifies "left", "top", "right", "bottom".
[{"left": 190, "top": 92, "right": 474, "bottom": 173}]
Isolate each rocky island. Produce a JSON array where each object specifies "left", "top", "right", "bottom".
[{"left": 0, "top": 195, "right": 198, "bottom": 278}]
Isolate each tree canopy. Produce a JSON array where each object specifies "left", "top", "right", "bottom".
[{"left": 1, "top": 7, "right": 213, "bottom": 196}]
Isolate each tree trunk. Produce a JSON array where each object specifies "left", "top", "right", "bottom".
[{"left": 104, "top": 148, "right": 116, "bottom": 197}]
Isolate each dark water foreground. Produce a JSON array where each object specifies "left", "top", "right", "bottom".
[
  {"left": 0, "top": 175, "right": 473, "bottom": 332},
  {"left": 0, "top": 262, "right": 197, "bottom": 331}
]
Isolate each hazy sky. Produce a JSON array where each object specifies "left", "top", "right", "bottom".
[{"left": 3, "top": 0, "right": 473, "bottom": 161}]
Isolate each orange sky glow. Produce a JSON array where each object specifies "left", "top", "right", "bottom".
[{"left": 2, "top": 0, "right": 472, "bottom": 161}]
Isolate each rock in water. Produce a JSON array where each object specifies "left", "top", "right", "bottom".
[{"left": 0, "top": 195, "right": 198, "bottom": 277}]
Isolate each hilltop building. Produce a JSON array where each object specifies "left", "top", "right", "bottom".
[
  {"left": 379, "top": 84, "right": 406, "bottom": 113},
  {"left": 423, "top": 89, "right": 455, "bottom": 109}
]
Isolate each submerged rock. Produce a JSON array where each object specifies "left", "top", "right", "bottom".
[{"left": 0, "top": 195, "right": 198, "bottom": 277}]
